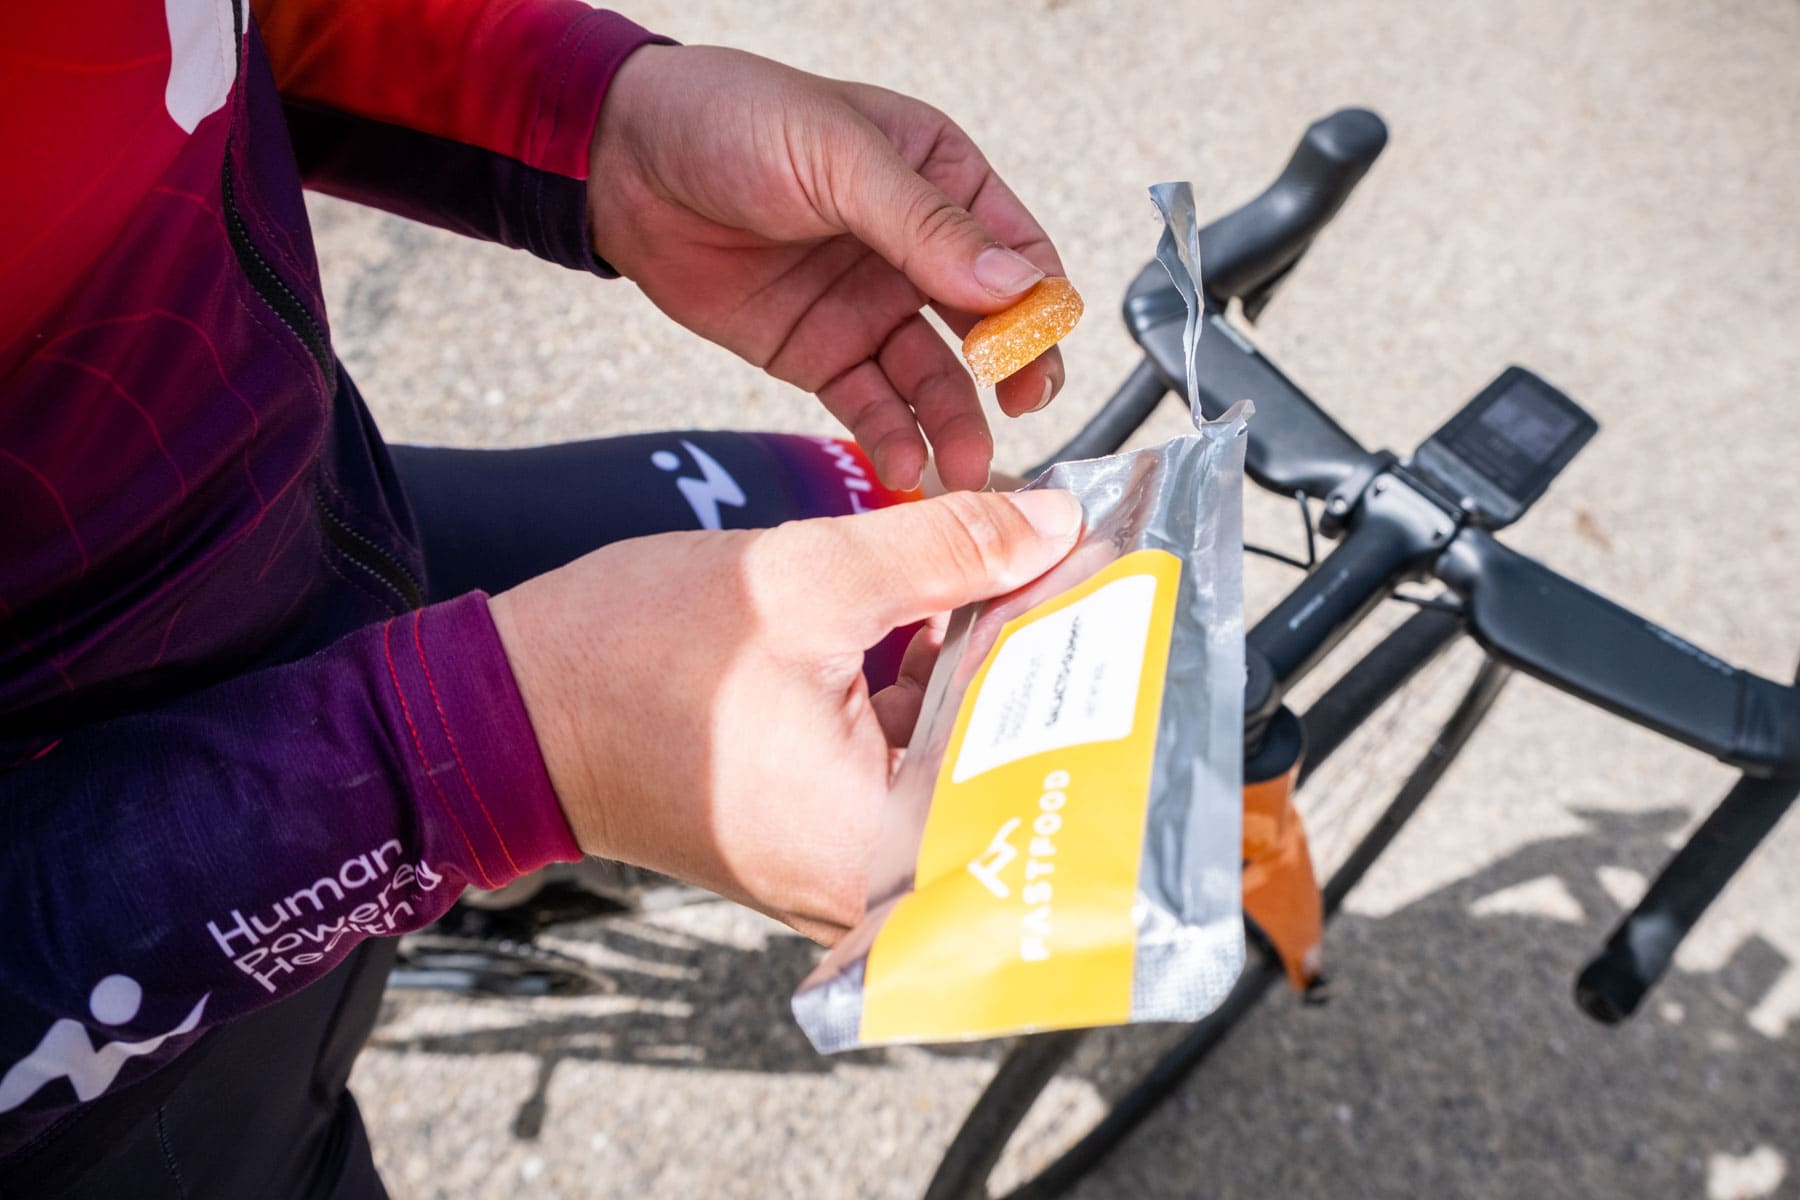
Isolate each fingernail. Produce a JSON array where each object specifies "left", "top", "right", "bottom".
[
  {"left": 1006, "top": 489, "right": 1083, "bottom": 543},
  {"left": 1029, "top": 377, "right": 1055, "bottom": 413},
  {"left": 974, "top": 247, "right": 1045, "bottom": 297}
]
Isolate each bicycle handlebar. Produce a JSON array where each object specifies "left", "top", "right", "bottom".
[
  {"left": 1189, "top": 313, "right": 1369, "bottom": 496},
  {"left": 1101, "top": 106, "right": 1800, "bottom": 777},
  {"left": 1434, "top": 530, "right": 1800, "bottom": 1024},
  {"left": 1436, "top": 531, "right": 1800, "bottom": 776},
  {"left": 1124, "top": 272, "right": 1370, "bottom": 496},
  {"left": 1198, "top": 108, "right": 1389, "bottom": 305},
  {"left": 1116, "top": 109, "right": 1385, "bottom": 496},
  {"left": 1056, "top": 107, "right": 1800, "bottom": 1025}
]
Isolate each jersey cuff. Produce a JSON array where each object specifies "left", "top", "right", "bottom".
[{"left": 388, "top": 593, "right": 583, "bottom": 887}]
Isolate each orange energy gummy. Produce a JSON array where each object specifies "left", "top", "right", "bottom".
[{"left": 960, "top": 277, "right": 1083, "bottom": 388}]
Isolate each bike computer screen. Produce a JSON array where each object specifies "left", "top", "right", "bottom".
[{"left": 1411, "top": 366, "right": 1597, "bottom": 529}]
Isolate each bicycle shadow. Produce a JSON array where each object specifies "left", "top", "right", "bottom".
[
  {"left": 366, "top": 911, "right": 999, "bottom": 1141},
  {"left": 364, "top": 803, "right": 1798, "bottom": 1197},
  {"left": 1047, "top": 804, "right": 1800, "bottom": 1200}
]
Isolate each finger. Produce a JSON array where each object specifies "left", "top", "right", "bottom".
[
  {"left": 909, "top": 139, "right": 1068, "bottom": 403},
  {"left": 869, "top": 618, "right": 948, "bottom": 746},
  {"left": 825, "top": 125, "right": 1045, "bottom": 316},
  {"left": 995, "top": 347, "right": 1065, "bottom": 418},
  {"left": 876, "top": 313, "right": 991, "bottom": 491},
  {"left": 789, "top": 914, "right": 853, "bottom": 948},
  {"left": 816, "top": 360, "right": 929, "bottom": 490},
  {"left": 957, "top": 167, "right": 1065, "bottom": 281},
  {"left": 763, "top": 489, "right": 1084, "bottom": 651},
  {"left": 932, "top": 302, "right": 1067, "bottom": 419},
  {"left": 870, "top": 676, "right": 925, "bottom": 748},
  {"left": 844, "top": 86, "right": 1066, "bottom": 282}
]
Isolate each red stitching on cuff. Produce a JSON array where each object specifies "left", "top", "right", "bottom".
[
  {"left": 412, "top": 607, "right": 521, "bottom": 876},
  {"left": 383, "top": 617, "right": 493, "bottom": 888}
]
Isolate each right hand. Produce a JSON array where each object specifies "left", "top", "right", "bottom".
[
  {"left": 587, "top": 44, "right": 1067, "bottom": 492},
  {"left": 487, "top": 489, "right": 1083, "bottom": 943}
]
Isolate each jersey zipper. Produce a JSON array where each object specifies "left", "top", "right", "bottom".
[
  {"left": 220, "top": 150, "right": 331, "bottom": 375},
  {"left": 219, "top": 0, "right": 329, "bottom": 374},
  {"left": 220, "top": 6, "right": 422, "bottom": 611},
  {"left": 316, "top": 496, "right": 426, "bottom": 611},
  {"left": 219, "top": 161, "right": 425, "bottom": 609}
]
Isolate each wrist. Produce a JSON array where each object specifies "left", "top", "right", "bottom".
[
  {"left": 586, "top": 42, "right": 681, "bottom": 268},
  {"left": 488, "top": 583, "right": 615, "bottom": 858}
]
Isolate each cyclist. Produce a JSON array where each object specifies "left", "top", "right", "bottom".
[{"left": 0, "top": 4, "right": 1082, "bottom": 1194}]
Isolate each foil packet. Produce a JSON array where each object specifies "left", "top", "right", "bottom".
[{"left": 793, "top": 183, "right": 1249, "bottom": 1051}]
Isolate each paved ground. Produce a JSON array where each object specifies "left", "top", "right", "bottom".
[{"left": 310, "top": 1, "right": 1800, "bottom": 1196}]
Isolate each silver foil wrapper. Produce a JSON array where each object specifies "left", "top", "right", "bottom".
[{"left": 794, "top": 183, "right": 1249, "bottom": 1051}]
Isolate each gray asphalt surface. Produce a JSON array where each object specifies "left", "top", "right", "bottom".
[{"left": 311, "top": 2, "right": 1800, "bottom": 1196}]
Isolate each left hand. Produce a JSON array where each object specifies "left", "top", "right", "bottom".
[
  {"left": 586, "top": 44, "right": 1067, "bottom": 492},
  {"left": 489, "top": 489, "right": 1084, "bottom": 943}
]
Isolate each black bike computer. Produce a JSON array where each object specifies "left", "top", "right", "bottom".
[{"left": 1410, "top": 366, "right": 1597, "bottom": 529}]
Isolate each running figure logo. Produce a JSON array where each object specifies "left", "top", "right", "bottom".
[
  {"left": 0, "top": 976, "right": 208, "bottom": 1113},
  {"left": 652, "top": 440, "right": 747, "bottom": 530}
]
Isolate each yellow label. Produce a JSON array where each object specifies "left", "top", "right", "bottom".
[{"left": 860, "top": 548, "right": 1182, "bottom": 1043}]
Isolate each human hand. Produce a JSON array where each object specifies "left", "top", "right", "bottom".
[
  {"left": 487, "top": 489, "right": 1083, "bottom": 943},
  {"left": 587, "top": 45, "right": 1067, "bottom": 493}
]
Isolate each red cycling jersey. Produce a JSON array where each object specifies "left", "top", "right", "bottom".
[{"left": 0, "top": 0, "right": 667, "bottom": 1158}]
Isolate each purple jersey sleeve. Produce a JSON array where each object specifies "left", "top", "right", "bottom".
[{"left": 0, "top": 592, "right": 578, "bottom": 1154}]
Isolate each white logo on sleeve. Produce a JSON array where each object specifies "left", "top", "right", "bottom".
[
  {"left": 652, "top": 441, "right": 747, "bottom": 530},
  {"left": 164, "top": 0, "right": 246, "bottom": 133},
  {"left": 0, "top": 976, "right": 209, "bottom": 1113}
]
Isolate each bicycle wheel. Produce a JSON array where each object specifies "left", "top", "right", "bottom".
[
  {"left": 923, "top": 607, "right": 1508, "bottom": 1200},
  {"left": 388, "top": 931, "right": 619, "bottom": 998}
]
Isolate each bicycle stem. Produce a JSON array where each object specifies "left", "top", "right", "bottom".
[{"left": 1244, "top": 468, "right": 1460, "bottom": 746}]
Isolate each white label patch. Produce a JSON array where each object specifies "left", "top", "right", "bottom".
[{"left": 952, "top": 573, "right": 1157, "bottom": 783}]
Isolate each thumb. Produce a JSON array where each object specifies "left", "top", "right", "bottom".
[
  {"left": 765, "top": 490, "right": 1083, "bottom": 652},
  {"left": 831, "top": 135, "right": 1046, "bottom": 313}
]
